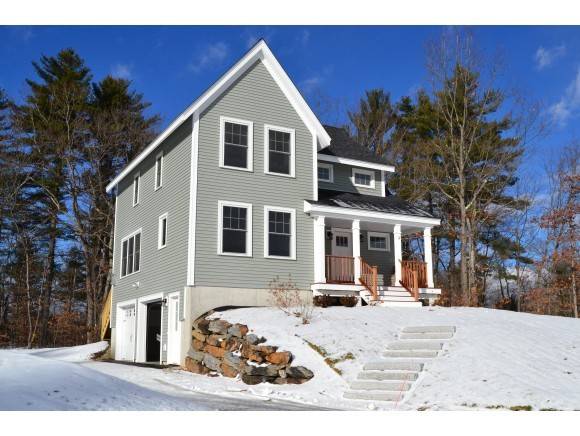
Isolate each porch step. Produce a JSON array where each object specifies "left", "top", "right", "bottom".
[
  {"left": 364, "top": 360, "right": 424, "bottom": 372},
  {"left": 357, "top": 370, "right": 419, "bottom": 381},
  {"left": 350, "top": 380, "right": 411, "bottom": 391},
  {"left": 386, "top": 341, "right": 443, "bottom": 351},
  {"left": 376, "top": 295, "right": 416, "bottom": 302},
  {"left": 343, "top": 390, "right": 399, "bottom": 402},
  {"left": 378, "top": 300, "right": 423, "bottom": 308},
  {"left": 401, "top": 326, "right": 456, "bottom": 334},
  {"left": 399, "top": 332, "right": 454, "bottom": 340},
  {"left": 383, "top": 350, "right": 438, "bottom": 358}
]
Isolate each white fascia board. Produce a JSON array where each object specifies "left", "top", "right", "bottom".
[
  {"left": 106, "top": 40, "right": 329, "bottom": 192},
  {"left": 303, "top": 201, "right": 441, "bottom": 227},
  {"left": 317, "top": 154, "right": 395, "bottom": 173}
]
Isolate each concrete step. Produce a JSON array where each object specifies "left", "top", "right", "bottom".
[
  {"left": 399, "top": 332, "right": 454, "bottom": 340},
  {"left": 364, "top": 360, "right": 424, "bottom": 371},
  {"left": 358, "top": 370, "right": 419, "bottom": 381},
  {"left": 378, "top": 295, "right": 416, "bottom": 302},
  {"left": 387, "top": 340, "right": 443, "bottom": 351},
  {"left": 350, "top": 380, "right": 412, "bottom": 391},
  {"left": 343, "top": 390, "right": 400, "bottom": 402},
  {"left": 383, "top": 350, "right": 438, "bottom": 358},
  {"left": 378, "top": 301, "right": 423, "bottom": 308},
  {"left": 401, "top": 325, "right": 456, "bottom": 334},
  {"left": 377, "top": 290, "right": 413, "bottom": 297}
]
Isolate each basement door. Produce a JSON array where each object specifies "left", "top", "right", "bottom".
[
  {"left": 166, "top": 292, "right": 181, "bottom": 365},
  {"left": 118, "top": 306, "right": 136, "bottom": 361}
]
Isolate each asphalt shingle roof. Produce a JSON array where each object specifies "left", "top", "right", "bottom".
[
  {"left": 320, "top": 125, "right": 393, "bottom": 166},
  {"left": 312, "top": 189, "right": 436, "bottom": 219}
]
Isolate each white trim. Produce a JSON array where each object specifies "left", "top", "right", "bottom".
[
  {"left": 351, "top": 168, "right": 376, "bottom": 189},
  {"left": 263, "top": 205, "right": 296, "bottom": 260},
  {"left": 187, "top": 114, "right": 199, "bottom": 286},
  {"left": 120, "top": 228, "right": 142, "bottom": 278},
  {"left": 132, "top": 173, "right": 140, "bottom": 206},
  {"left": 394, "top": 224, "right": 402, "bottom": 285},
  {"left": 312, "top": 134, "right": 318, "bottom": 201},
  {"left": 304, "top": 201, "right": 441, "bottom": 227},
  {"left": 111, "top": 192, "right": 119, "bottom": 279},
  {"left": 154, "top": 151, "right": 163, "bottom": 191},
  {"left": 219, "top": 116, "right": 254, "bottom": 172},
  {"left": 166, "top": 291, "right": 181, "bottom": 365},
  {"left": 158, "top": 213, "right": 168, "bottom": 250},
  {"left": 263, "top": 124, "right": 295, "bottom": 178},
  {"left": 217, "top": 200, "right": 253, "bottom": 257},
  {"left": 136, "top": 292, "right": 164, "bottom": 363},
  {"left": 367, "top": 231, "right": 390, "bottom": 252},
  {"left": 313, "top": 215, "right": 326, "bottom": 283},
  {"left": 317, "top": 154, "right": 395, "bottom": 173},
  {"left": 317, "top": 162, "right": 334, "bottom": 183},
  {"left": 106, "top": 40, "right": 330, "bottom": 193},
  {"left": 381, "top": 170, "right": 386, "bottom": 197},
  {"left": 424, "top": 227, "right": 435, "bottom": 288}
]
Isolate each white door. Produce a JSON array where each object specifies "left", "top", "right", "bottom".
[
  {"left": 332, "top": 230, "right": 353, "bottom": 257},
  {"left": 119, "top": 306, "right": 136, "bottom": 361},
  {"left": 166, "top": 293, "right": 181, "bottom": 364}
]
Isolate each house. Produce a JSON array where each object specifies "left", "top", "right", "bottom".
[{"left": 104, "top": 40, "right": 441, "bottom": 365}]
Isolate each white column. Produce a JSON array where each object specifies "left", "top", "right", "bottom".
[
  {"left": 394, "top": 224, "right": 402, "bottom": 285},
  {"left": 424, "top": 227, "right": 434, "bottom": 288},
  {"left": 313, "top": 216, "right": 326, "bottom": 283},
  {"left": 352, "top": 219, "right": 361, "bottom": 282}
]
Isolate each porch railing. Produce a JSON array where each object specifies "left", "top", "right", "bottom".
[
  {"left": 359, "top": 258, "right": 379, "bottom": 301},
  {"left": 400, "top": 260, "right": 427, "bottom": 301},
  {"left": 325, "top": 255, "right": 354, "bottom": 283}
]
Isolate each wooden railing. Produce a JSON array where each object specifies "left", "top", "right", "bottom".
[
  {"left": 325, "top": 255, "right": 355, "bottom": 283},
  {"left": 100, "top": 290, "right": 112, "bottom": 340},
  {"left": 399, "top": 260, "right": 427, "bottom": 301},
  {"left": 359, "top": 258, "right": 379, "bottom": 301}
]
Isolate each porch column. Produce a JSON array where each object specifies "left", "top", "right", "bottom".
[
  {"left": 423, "top": 227, "right": 435, "bottom": 288},
  {"left": 352, "top": 219, "right": 361, "bottom": 282},
  {"left": 313, "top": 215, "right": 326, "bottom": 283},
  {"left": 394, "top": 224, "right": 402, "bottom": 285}
]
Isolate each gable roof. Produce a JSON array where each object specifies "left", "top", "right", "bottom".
[
  {"left": 318, "top": 125, "right": 395, "bottom": 172},
  {"left": 106, "top": 39, "right": 331, "bottom": 193}
]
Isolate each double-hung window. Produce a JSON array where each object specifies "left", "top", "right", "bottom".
[
  {"left": 317, "top": 163, "right": 334, "bottom": 182},
  {"left": 264, "top": 125, "right": 295, "bottom": 177},
  {"left": 132, "top": 173, "right": 140, "bottom": 206},
  {"left": 352, "top": 168, "right": 375, "bottom": 189},
  {"left": 218, "top": 201, "right": 252, "bottom": 256},
  {"left": 220, "top": 117, "right": 253, "bottom": 171},
  {"left": 264, "top": 206, "right": 296, "bottom": 259},
  {"left": 121, "top": 230, "right": 141, "bottom": 277},
  {"left": 155, "top": 152, "right": 163, "bottom": 190},
  {"left": 158, "top": 213, "right": 168, "bottom": 249},
  {"left": 368, "top": 232, "right": 390, "bottom": 251}
]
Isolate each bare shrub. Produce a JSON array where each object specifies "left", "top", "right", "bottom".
[{"left": 268, "top": 275, "right": 314, "bottom": 324}]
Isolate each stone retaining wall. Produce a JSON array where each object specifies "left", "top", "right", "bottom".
[{"left": 183, "top": 315, "right": 314, "bottom": 385}]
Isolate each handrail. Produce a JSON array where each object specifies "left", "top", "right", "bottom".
[
  {"left": 401, "top": 260, "right": 427, "bottom": 288},
  {"left": 399, "top": 260, "right": 427, "bottom": 301},
  {"left": 325, "top": 255, "right": 355, "bottom": 284},
  {"left": 359, "top": 257, "right": 379, "bottom": 301},
  {"left": 100, "top": 290, "right": 112, "bottom": 340}
]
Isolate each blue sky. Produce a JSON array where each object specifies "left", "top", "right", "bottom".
[{"left": 1, "top": 25, "right": 579, "bottom": 182}]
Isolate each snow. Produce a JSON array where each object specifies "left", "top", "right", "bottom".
[{"left": 1, "top": 306, "right": 579, "bottom": 410}]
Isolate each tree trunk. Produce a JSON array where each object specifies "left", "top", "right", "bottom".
[{"left": 39, "top": 214, "right": 57, "bottom": 346}]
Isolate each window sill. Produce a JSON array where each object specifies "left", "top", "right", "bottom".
[
  {"left": 264, "top": 255, "right": 296, "bottom": 260},
  {"left": 158, "top": 245, "right": 167, "bottom": 250},
  {"left": 368, "top": 248, "right": 389, "bottom": 252},
  {"left": 154, "top": 185, "right": 163, "bottom": 192},
  {"left": 219, "top": 164, "right": 253, "bottom": 172},
  {"left": 265, "top": 170, "right": 295, "bottom": 178},
  {"left": 218, "top": 252, "right": 253, "bottom": 258},
  {"left": 120, "top": 270, "right": 141, "bottom": 279}
]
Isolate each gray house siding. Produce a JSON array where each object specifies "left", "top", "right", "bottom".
[
  {"left": 112, "top": 118, "right": 192, "bottom": 360},
  {"left": 318, "top": 162, "right": 382, "bottom": 196},
  {"left": 194, "top": 60, "right": 314, "bottom": 290}
]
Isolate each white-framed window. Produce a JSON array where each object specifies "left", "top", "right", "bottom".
[
  {"left": 158, "top": 213, "right": 168, "bottom": 249},
  {"left": 132, "top": 173, "right": 140, "bottom": 206},
  {"left": 219, "top": 116, "right": 253, "bottom": 171},
  {"left": 264, "top": 125, "right": 295, "bottom": 177},
  {"left": 121, "top": 229, "right": 142, "bottom": 277},
  {"left": 264, "top": 206, "right": 296, "bottom": 260},
  {"left": 368, "top": 231, "right": 390, "bottom": 251},
  {"left": 352, "top": 168, "right": 375, "bottom": 189},
  {"left": 155, "top": 152, "right": 163, "bottom": 190},
  {"left": 217, "top": 200, "right": 252, "bottom": 257},
  {"left": 317, "top": 162, "right": 334, "bottom": 182}
]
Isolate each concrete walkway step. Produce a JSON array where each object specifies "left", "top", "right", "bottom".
[
  {"left": 358, "top": 370, "right": 419, "bottom": 381},
  {"left": 350, "top": 380, "right": 412, "bottom": 391},
  {"left": 343, "top": 390, "right": 399, "bottom": 402},
  {"left": 378, "top": 300, "right": 423, "bottom": 308},
  {"left": 401, "top": 326, "right": 456, "bottom": 334},
  {"left": 387, "top": 340, "right": 443, "bottom": 351},
  {"left": 364, "top": 360, "right": 424, "bottom": 372},
  {"left": 383, "top": 350, "right": 438, "bottom": 358},
  {"left": 400, "top": 332, "right": 454, "bottom": 340}
]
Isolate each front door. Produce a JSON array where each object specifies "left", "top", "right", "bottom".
[
  {"left": 332, "top": 229, "right": 353, "bottom": 257},
  {"left": 146, "top": 301, "right": 162, "bottom": 363},
  {"left": 166, "top": 293, "right": 181, "bottom": 365}
]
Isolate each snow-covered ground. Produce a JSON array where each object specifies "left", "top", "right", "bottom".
[{"left": 1, "top": 306, "right": 579, "bottom": 411}]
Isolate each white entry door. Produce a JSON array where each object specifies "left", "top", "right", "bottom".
[
  {"left": 119, "top": 306, "right": 136, "bottom": 361},
  {"left": 332, "top": 229, "right": 353, "bottom": 257},
  {"left": 166, "top": 292, "right": 181, "bottom": 365}
]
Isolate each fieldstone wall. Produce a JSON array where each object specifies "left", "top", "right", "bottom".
[{"left": 183, "top": 316, "right": 314, "bottom": 385}]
